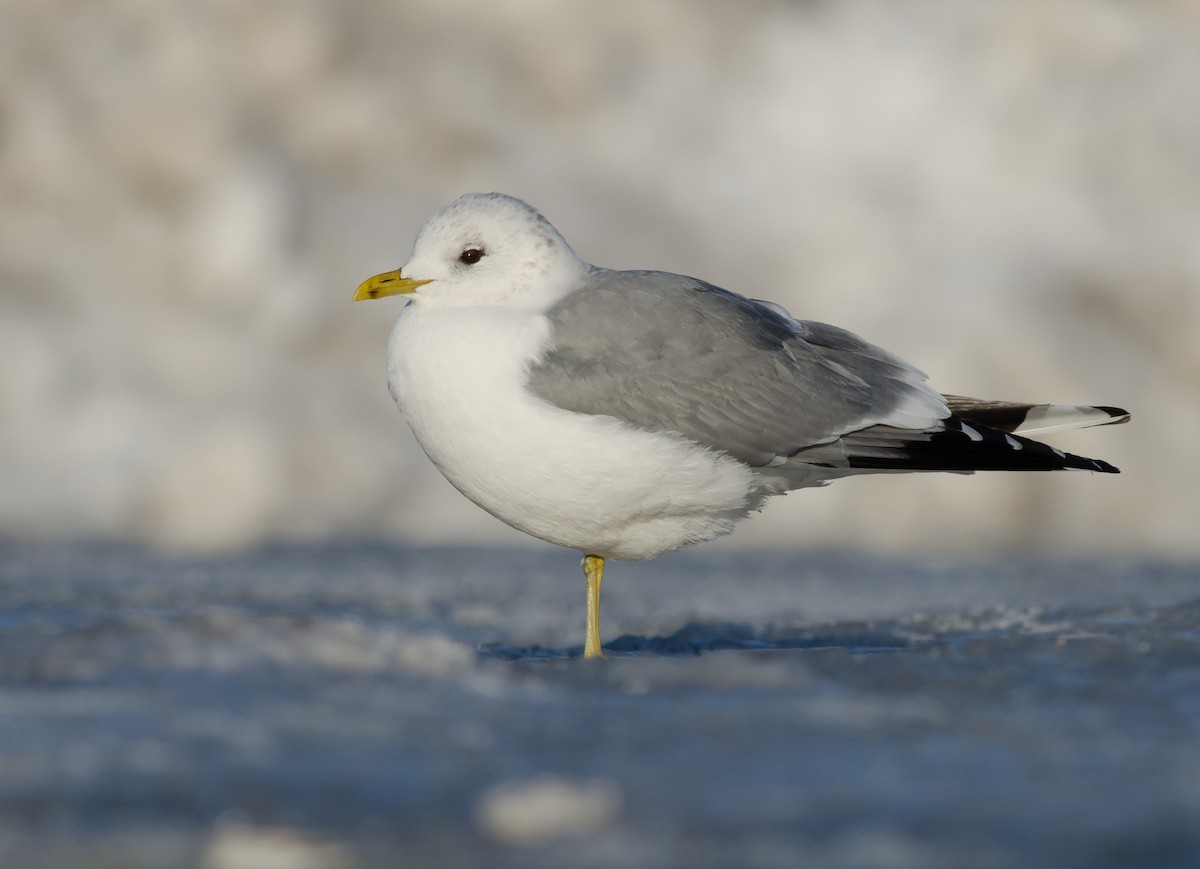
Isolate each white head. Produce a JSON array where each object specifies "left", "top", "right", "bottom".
[{"left": 354, "top": 193, "right": 591, "bottom": 309}]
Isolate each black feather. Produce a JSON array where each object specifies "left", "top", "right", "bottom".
[{"left": 842, "top": 418, "right": 1120, "bottom": 474}]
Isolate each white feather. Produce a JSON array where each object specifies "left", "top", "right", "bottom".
[
  {"left": 1013, "top": 404, "right": 1130, "bottom": 436},
  {"left": 388, "top": 304, "right": 761, "bottom": 560}
]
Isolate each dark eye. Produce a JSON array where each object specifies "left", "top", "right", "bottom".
[{"left": 459, "top": 247, "right": 484, "bottom": 265}]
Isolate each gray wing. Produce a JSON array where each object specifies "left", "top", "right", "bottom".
[{"left": 525, "top": 269, "right": 947, "bottom": 466}]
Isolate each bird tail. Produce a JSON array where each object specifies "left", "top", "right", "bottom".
[{"left": 942, "top": 395, "right": 1130, "bottom": 437}]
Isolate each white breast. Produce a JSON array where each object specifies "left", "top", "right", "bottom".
[{"left": 386, "top": 303, "right": 762, "bottom": 560}]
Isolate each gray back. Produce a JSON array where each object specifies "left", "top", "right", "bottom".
[{"left": 526, "top": 269, "right": 942, "bottom": 466}]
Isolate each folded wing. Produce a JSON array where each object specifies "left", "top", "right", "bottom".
[{"left": 526, "top": 269, "right": 1127, "bottom": 478}]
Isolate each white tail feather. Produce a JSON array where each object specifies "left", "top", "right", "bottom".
[{"left": 1012, "top": 404, "right": 1131, "bottom": 436}]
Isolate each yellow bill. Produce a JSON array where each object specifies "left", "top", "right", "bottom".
[{"left": 353, "top": 269, "right": 432, "bottom": 301}]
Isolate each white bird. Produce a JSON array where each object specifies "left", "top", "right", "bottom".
[{"left": 354, "top": 193, "right": 1129, "bottom": 658}]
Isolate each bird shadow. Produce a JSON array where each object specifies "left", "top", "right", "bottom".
[{"left": 478, "top": 620, "right": 911, "bottom": 661}]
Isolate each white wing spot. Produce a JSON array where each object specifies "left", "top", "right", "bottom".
[
  {"left": 1004, "top": 434, "right": 1023, "bottom": 450},
  {"left": 959, "top": 422, "right": 984, "bottom": 442}
]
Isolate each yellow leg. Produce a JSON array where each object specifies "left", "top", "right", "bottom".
[{"left": 582, "top": 554, "right": 605, "bottom": 659}]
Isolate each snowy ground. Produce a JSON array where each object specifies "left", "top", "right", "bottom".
[{"left": 0, "top": 544, "right": 1197, "bottom": 868}]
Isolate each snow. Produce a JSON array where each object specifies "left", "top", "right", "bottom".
[{"left": 0, "top": 1, "right": 1191, "bottom": 555}]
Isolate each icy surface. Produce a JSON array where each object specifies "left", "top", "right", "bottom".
[{"left": 0, "top": 545, "right": 1197, "bottom": 868}]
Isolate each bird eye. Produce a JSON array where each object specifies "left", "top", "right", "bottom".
[{"left": 459, "top": 247, "right": 484, "bottom": 265}]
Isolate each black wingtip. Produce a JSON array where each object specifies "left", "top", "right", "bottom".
[{"left": 843, "top": 417, "right": 1123, "bottom": 475}]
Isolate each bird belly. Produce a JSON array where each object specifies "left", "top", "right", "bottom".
[{"left": 386, "top": 306, "right": 761, "bottom": 559}]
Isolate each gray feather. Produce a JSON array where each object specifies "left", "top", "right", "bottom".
[{"left": 525, "top": 269, "right": 945, "bottom": 466}]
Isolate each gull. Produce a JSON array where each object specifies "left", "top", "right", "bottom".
[{"left": 354, "top": 193, "right": 1129, "bottom": 658}]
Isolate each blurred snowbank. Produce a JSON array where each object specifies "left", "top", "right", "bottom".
[{"left": 0, "top": 1, "right": 1194, "bottom": 553}]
